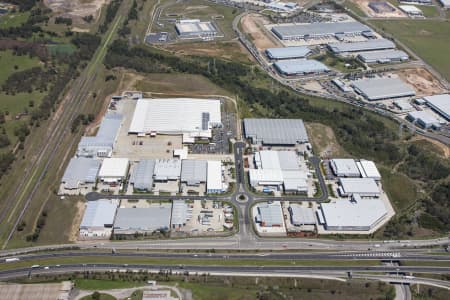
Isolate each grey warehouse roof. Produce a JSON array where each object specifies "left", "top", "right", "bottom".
[
  {"left": 130, "top": 160, "right": 155, "bottom": 191},
  {"left": 62, "top": 157, "right": 101, "bottom": 189},
  {"left": 352, "top": 77, "right": 415, "bottom": 101},
  {"left": 258, "top": 203, "right": 284, "bottom": 226},
  {"left": 244, "top": 118, "right": 309, "bottom": 145},
  {"left": 77, "top": 113, "right": 122, "bottom": 156},
  {"left": 181, "top": 160, "right": 207, "bottom": 185},
  {"left": 328, "top": 38, "right": 395, "bottom": 53},
  {"left": 80, "top": 200, "right": 118, "bottom": 228},
  {"left": 339, "top": 178, "right": 380, "bottom": 195},
  {"left": 114, "top": 205, "right": 171, "bottom": 232},
  {"left": 423, "top": 94, "right": 450, "bottom": 121},
  {"left": 266, "top": 46, "right": 311, "bottom": 59},
  {"left": 289, "top": 205, "right": 316, "bottom": 225},
  {"left": 171, "top": 200, "right": 189, "bottom": 226},
  {"left": 357, "top": 49, "right": 408, "bottom": 62},
  {"left": 272, "top": 21, "right": 371, "bottom": 39},
  {"left": 274, "top": 59, "right": 329, "bottom": 75}
]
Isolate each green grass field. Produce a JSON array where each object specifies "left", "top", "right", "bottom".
[
  {"left": 369, "top": 19, "right": 450, "bottom": 81},
  {"left": 0, "top": 50, "right": 42, "bottom": 85},
  {"left": 416, "top": 5, "right": 440, "bottom": 18},
  {"left": 380, "top": 166, "right": 418, "bottom": 212},
  {"left": 0, "top": 11, "right": 29, "bottom": 28},
  {"left": 80, "top": 293, "right": 116, "bottom": 300}
]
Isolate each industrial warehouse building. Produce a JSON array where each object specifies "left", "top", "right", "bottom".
[
  {"left": 394, "top": 100, "right": 414, "bottom": 112},
  {"left": 129, "top": 98, "right": 221, "bottom": 141},
  {"left": 77, "top": 113, "right": 122, "bottom": 158},
  {"left": 255, "top": 202, "right": 284, "bottom": 227},
  {"left": 288, "top": 205, "right": 316, "bottom": 226},
  {"left": 244, "top": 118, "right": 309, "bottom": 145},
  {"left": 181, "top": 159, "right": 207, "bottom": 186},
  {"left": 154, "top": 159, "right": 181, "bottom": 181},
  {"left": 98, "top": 158, "right": 129, "bottom": 183},
  {"left": 328, "top": 39, "right": 395, "bottom": 54},
  {"left": 61, "top": 157, "right": 101, "bottom": 190},
  {"left": 114, "top": 205, "right": 171, "bottom": 234},
  {"left": 130, "top": 160, "right": 155, "bottom": 191},
  {"left": 330, "top": 159, "right": 360, "bottom": 177},
  {"left": 271, "top": 21, "right": 372, "bottom": 40},
  {"left": 423, "top": 94, "right": 450, "bottom": 121},
  {"left": 265, "top": 46, "right": 311, "bottom": 60},
  {"left": 330, "top": 158, "right": 381, "bottom": 180},
  {"left": 317, "top": 199, "right": 387, "bottom": 231},
  {"left": 175, "top": 19, "right": 218, "bottom": 39},
  {"left": 273, "top": 59, "right": 330, "bottom": 76},
  {"left": 207, "top": 160, "right": 224, "bottom": 193},
  {"left": 171, "top": 200, "right": 190, "bottom": 229},
  {"left": 399, "top": 5, "right": 423, "bottom": 16},
  {"left": 357, "top": 50, "right": 409, "bottom": 64},
  {"left": 352, "top": 77, "right": 416, "bottom": 101},
  {"left": 79, "top": 200, "right": 118, "bottom": 238},
  {"left": 338, "top": 178, "right": 380, "bottom": 197},
  {"left": 407, "top": 111, "right": 443, "bottom": 129},
  {"left": 357, "top": 160, "right": 381, "bottom": 181},
  {"left": 249, "top": 150, "right": 309, "bottom": 193}
]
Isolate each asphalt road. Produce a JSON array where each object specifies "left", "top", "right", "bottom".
[
  {"left": 1, "top": 263, "right": 450, "bottom": 281},
  {"left": 2, "top": 249, "right": 450, "bottom": 264}
]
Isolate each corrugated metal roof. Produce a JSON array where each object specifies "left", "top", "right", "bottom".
[
  {"left": 257, "top": 202, "right": 284, "bottom": 226},
  {"left": 357, "top": 49, "right": 408, "bottom": 62},
  {"left": 207, "top": 160, "right": 222, "bottom": 191},
  {"left": 289, "top": 205, "right": 316, "bottom": 225},
  {"left": 98, "top": 158, "right": 129, "bottom": 179},
  {"left": 62, "top": 157, "right": 101, "bottom": 189},
  {"left": 114, "top": 205, "right": 171, "bottom": 232},
  {"left": 274, "top": 59, "right": 329, "bottom": 75},
  {"left": 320, "top": 199, "right": 387, "bottom": 229},
  {"left": 423, "top": 94, "right": 450, "bottom": 120},
  {"left": 244, "top": 118, "right": 309, "bottom": 145},
  {"left": 272, "top": 21, "right": 371, "bottom": 39},
  {"left": 358, "top": 160, "right": 381, "bottom": 179},
  {"left": 154, "top": 159, "right": 181, "bottom": 181},
  {"left": 128, "top": 98, "right": 221, "bottom": 135},
  {"left": 265, "top": 46, "right": 311, "bottom": 59},
  {"left": 330, "top": 159, "right": 360, "bottom": 177},
  {"left": 80, "top": 200, "right": 118, "bottom": 228},
  {"left": 352, "top": 77, "right": 415, "bottom": 100},
  {"left": 130, "top": 160, "right": 155, "bottom": 191},
  {"left": 171, "top": 200, "right": 188, "bottom": 226},
  {"left": 77, "top": 113, "right": 122, "bottom": 157},
  {"left": 328, "top": 39, "right": 395, "bottom": 53},
  {"left": 339, "top": 178, "right": 380, "bottom": 195},
  {"left": 181, "top": 159, "right": 207, "bottom": 185}
]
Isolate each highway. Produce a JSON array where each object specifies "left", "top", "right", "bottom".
[{"left": 1, "top": 249, "right": 450, "bottom": 263}]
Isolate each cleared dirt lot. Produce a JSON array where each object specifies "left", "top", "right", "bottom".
[
  {"left": 241, "top": 13, "right": 282, "bottom": 50},
  {"left": 352, "top": 0, "right": 406, "bottom": 18},
  {"left": 396, "top": 67, "right": 446, "bottom": 96},
  {"left": 164, "top": 41, "right": 254, "bottom": 63},
  {"left": 305, "top": 123, "right": 349, "bottom": 158},
  {"left": 44, "top": 0, "right": 110, "bottom": 21}
]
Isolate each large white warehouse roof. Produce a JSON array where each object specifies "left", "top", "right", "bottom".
[
  {"left": 423, "top": 94, "right": 450, "bottom": 121},
  {"left": 98, "top": 158, "right": 129, "bottom": 180},
  {"left": 207, "top": 160, "right": 223, "bottom": 192},
  {"left": 319, "top": 199, "right": 387, "bottom": 231},
  {"left": 352, "top": 77, "right": 415, "bottom": 101},
  {"left": 339, "top": 178, "right": 380, "bottom": 196},
  {"left": 129, "top": 98, "right": 221, "bottom": 136}
]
